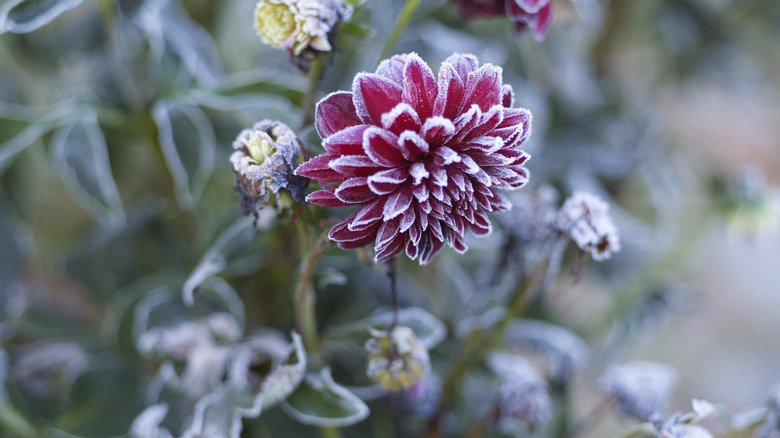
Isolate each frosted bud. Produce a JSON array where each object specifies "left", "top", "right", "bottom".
[
  {"left": 556, "top": 191, "right": 620, "bottom": 260},
  {"left": 365, "top": 326, "right": 429, "bottom": 392}
]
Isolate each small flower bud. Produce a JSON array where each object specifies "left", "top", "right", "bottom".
[
  {"left": 254, "top": 0, "right": 353, "bottom": 56},
  {"left": 556, "top": 191, "right": 621, "bottom": 261},
  {"left": 231, "top": 120, "right": 309, "bottom": 225},
  {"left": 365, "top": 326, "right": 429, "bottom": 392}
]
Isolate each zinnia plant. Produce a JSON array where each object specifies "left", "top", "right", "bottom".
[{"left": 296, "top": 52, "right": 532, "bottom": 264}]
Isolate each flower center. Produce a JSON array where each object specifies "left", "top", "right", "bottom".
[
  {"left": 245, "top": 132, "right": 276, "bottom": 165},
  {"left": 256, "top": 3, "right": 296, "bottom": 47}
]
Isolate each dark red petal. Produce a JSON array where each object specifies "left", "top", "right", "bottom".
[
  {"left": 338, "top": 232, "right": 379, "bottom": 249},
  {"left": 375, "top": 216, "right": 402, "bottom": 250},
  {"left": 323, "top": 125, "right": 373, "bottom": 155},
  {"left": 399, "top": 206, "right": 416, "bottom": 233},
  {"left": 461, "top": 105, "right": 504, "bottom": 142},
  {"left": 375, "top": 54, "right": 409, "bottom": 85},
  {"left": 402, "top": 53, "right": 438, "bottom": 121},
  {"left": 421, "top": 117, "right": 456, "bottom": 148},
  {"left": 381, "top": 103, "right": 422, "bottom": 135},
  {"left": 295, "top": 155, "right": 342, "bottom": 182},
  {"left": 459, "top": 64, "right": 503, "bottom": 113},
  {"left": 383, "top": 186, "right": 414, "bottom": 220},
  {"left": 398, "top": 131, "right": 430, "bottom": 161},
  {"left": 501, "top": 84, "right": 514, "bottom": 108},
  {"left": 510, "top": 0, "right": 550, "bottom": 15},
  {"left": 470, "top": 149, "right": 514, "bottom": 167},
  {"left": 405, "top": 238, "right": 419, "bottom": 260},
  {"left": 330, "top": 213, "right": 379, "bottom": 243},
  {"left": 335, "top": 177, "right": 375, "bottom": 203},
  {"left": 306, "top": 190, "right": 350, "bottom": 207},
  {"left": 363, "top": 127, "right": 406, "bottom": 167},
  {"left": 349, "top": 198, "right": 385, "bottom": 230},
  {"left": 329, "top": 155, "right": 385, "bottom": 178},
  {"left": 353, "top": 73, "right": 403, "bottom": 125},
  {"left": 433, "top": 146, "right": 461, "bottom": 166},
  {"left": 316, "top": 92, "right": 362, "bottom": 138},
  {"left": 375, "top": 234, "right": 405, "bottom": 263},
  {"left": 418, "top": 233, "right": 445, "bottom": 265},
  {"left": 528, "top": 4, "right": 553, "bottom": 41},
  {"left": 433, "top": 61, "right": 465, "bottom": 120},
  {"left": 367, "top": 167, "right": 409, "bottom": 195},
  {"left": 471, "top": 211, "right": 493, "bottom": 235},
  {"left": 442, "top": 53, "right": 478, "bottom": 83}
]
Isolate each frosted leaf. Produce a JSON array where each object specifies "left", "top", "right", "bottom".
[
  {"left": 259, "top": 332, "right": 307, "bottom": 409},
  {"left": 556, "top": 191, "right": 620, "bottom": 260},
  {"left": 691, "top": 399, "right": 716, "bottom": 420},
  {"left": 599, "top": 361, "right": 678, "bottom": 421},
  {"left": 658, "top": 414, "right": 714, "bottom": 438},
  {"left": 130, "top": 404, "right": 175, "bottom": 438},
  {"left": 505, "top": 319, "right": 589, "bottom": 382},
  {"left": 325, "top": 307, "right": 446, "bottom": 351},
  {"left": 488, "top": 352, "right": 551, "bottom": 426},
  {"left": 0, "top": 0, "right": 84, "bottom": 34},
  {"left": 183, "top": 217, "right": 255, "bottom": 305},
  {"left": 282, "top": 368, "right": 369, "bottom": 427}
]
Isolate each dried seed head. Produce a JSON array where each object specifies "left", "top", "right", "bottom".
[
  {"left": 365, "top": 326, "right": 430, "bottom": 392},
  {"left": 556, "top": 191, "right": 620, "bottom": 261},
  {"left": 231, "top": 120, "right": 309, "bottom": 225}
]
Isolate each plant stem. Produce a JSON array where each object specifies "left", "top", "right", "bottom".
[
  {"left": 321, "top": 425, "right": 343, "bottom": 438},
  {"left": 294, "top": 226, "right": 331, "bottom": 354},
  {"left": 377, "top": 0, "right": 422, "bottom": 64},
  {"left": 463, "top": 402, "right": 501, "bottom": 438},
  {"left": 300, "top": 57, "right": 324, "bottom": 130},
  {"left": 564, "top": 396, "right": 615, "bottom": 438},
  {"left": 387, "top": 258, "right": 399, "bottom": 335}
]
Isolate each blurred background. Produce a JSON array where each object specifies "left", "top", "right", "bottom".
[{"left": 1, "top": 0, "right": 779, "bottom": 437}]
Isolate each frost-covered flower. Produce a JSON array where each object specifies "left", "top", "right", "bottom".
[
  {"left": 365, "top": 326, "right": 430, "bottom": 392},
  {"left": 599, "top": 361, "right": 678, "bottom": 421},
  {"left": 296, "top": 53, "right": 532, "bottom": 264},
  {"left": 231, "top": 120, "right": 309, "bottom": 224},
  {"left": 556, "top": 191, "right": 620, "bottom": 261},
  {"left": 488, "top": 352, "right": 552, "bottom": 426},
  {"left": 254, "top": 0, "right": 352, "bottom": 56},
  {"left": 450, "top": 0, "right": 553, "bottom": 41}
]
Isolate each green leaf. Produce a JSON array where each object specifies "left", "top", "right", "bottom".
[
  {"left": 339, "top": 22, "right": 372, "bottom": 39},
  {"left": 259, "top": 332, "right": 307, "bottom": 410},
  {"left": 0, "top": 0, "right": 84, "bottom": 34},
  {"left": 183, "top": 216, "right": 256, "bottom": 306},
  {"left": 0, "top": 121, "right": 51, "bottom": 175},
  {"left": 152, "top": 100, "right": 216, "bottom": 209},
  {"left": 51, "top": 113, "right": 126, "bottom": 227},
  {"left": 324, "top": 307, "right": 447, "bottom": 351},
  {"left": 282, "top": 368, "right": 369, "bottom": 427}
]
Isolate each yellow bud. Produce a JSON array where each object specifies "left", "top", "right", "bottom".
[{"left": 255, "top": 2, "right": 296, "bottom": 49}]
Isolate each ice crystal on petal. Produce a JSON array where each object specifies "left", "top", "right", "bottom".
[
  {"left": 450, "top": 0, "right": 553, "bottom": 41},
  {"left": 556, "top": 191, "right": 620, "bottom": 261},
  {"left": 297, "top": 52, "right": 533, "bottom": 264},
  {"left": 231, "top": 120, "right": 309, "bottom": 226},
  {"left": 599, "top": 361, "right": 678, "bottom": 421},
  {"left": 254, "top": 0, "right": 352, "bottom": 56}
]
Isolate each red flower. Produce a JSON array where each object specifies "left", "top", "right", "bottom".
[
  {"left": 451, "top": 0, "right": 553, "bottom": 41},
  {"left": 295, "top": 53, "right": 532, "bottom": 264}
]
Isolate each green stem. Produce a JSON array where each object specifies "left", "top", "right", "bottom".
[
  {"left": 294, "top": 226, "right": 330, "bottom": 355},
  {"left": 0, "top": 400, "right": 41, "bottom": 438},
  {"left": 300, "top": 57, "right": 324, "bottom": 130},
  {"left": 377, "top": 0, "right": 422, "bottom": 64},
  {"left": 321, "top": 425, "right": 343, "bottom": 438}
]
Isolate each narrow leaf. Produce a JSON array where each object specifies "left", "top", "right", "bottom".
[
  {"left": 0, "top": 0, "right": 84, "bottom": 34},
  {"left": 51, "top": 113, "right": 126, "bottom": 227},
  {"left": 325, "top": 307, "right": 447, "bottom": 350},
  {"left": 152, "top": 100, "right": 215, "bottom": 209},
  {"left": 282, "top": 368, "right": 369, "bottom": 427}
]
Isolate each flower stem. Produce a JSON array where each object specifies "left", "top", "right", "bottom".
[
  {"left": 463, "top": 402, "right": 501, "bottom": 438},
  {"left": 300, "top": 57, "right": 324, "bottom": 130},
  {"left": 378, "top": 0, "right": 422, "bottom": 64},
  {"left": 387, "top": 258, "right": 399, "bottom": 335},
  {"left": 321, "top": 425, "right": 343, "bottom": 438},
  {"left": 294, "top": 226, "right": 331, "bottom": 354}
]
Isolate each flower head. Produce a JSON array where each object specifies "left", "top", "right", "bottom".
[
  {"left": 450, "top": 0, "right": 553, "bottom": 41},
  {"left": 296, "top": 53, "right": 532, "bottom": 264},
  {"left": 556, "top": 191, "right": 620, "bottom": 261},
  {"left": 255, "top": 0, "right": 352, "bottom": 56},
  {"left": 365, "top": 326, "right": 430, "bottom": 392},
  {"left": 231, "top": 120, "right": 309, "bottom": 225}
]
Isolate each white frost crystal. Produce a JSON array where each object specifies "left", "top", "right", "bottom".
[{"left": 556, "top": 191, "right": 620, "bottom": 260}]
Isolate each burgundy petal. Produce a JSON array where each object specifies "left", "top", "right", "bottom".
[
  {"left": 335, "top": 177, "right": 375, "bottom": 203},
  {"left": 433, "top": 61, "right": 465, "bottom": 120},
  {"left": 348, "top": 198, "right": 385, "bottom": 230},
  {"left": 501, "top": 84, "right": 514, "bottom": 108},
  {"left": 381, "top": 102, "right": 422, "bottom": 135},
  {"left": 376, "top": 54, "right": 409, "bottom": 85},
  {"left": 306, "top": 190, "right": 350, "bottom": 207},
  {"left": 402, "top": 53, "right": 438, "bottom": 120},
  {"left": 421, "top": 117, "right": 456, "bottom": 148},
  {"left": 329, "top": 155, "right": 385, "bottom": 177},
  {"left": 323, "top": 124, "right": 372, "bottom": 155},
  {"left": 367, "top": 167, "right": 409, "bottom": 195},
  {"left": 363, "top": 127, "right": 406, "bottom": 167},
  {"left": 353, "top": 73, "right": 403, "bottom": 125},
  {"left": 375, "top": 234, "right": 405, "bottom": 263},
  {"left": 459, "top": 64, "right": 503, "bottom": 113},
  {"left": 295, "top": 155, "right": 342, "bottom": 182},
  {"left": 383, "top": 186, "right": 414, "bottom": 220},
  {"left": 375, "top": 216, "right": 402, "bottom": 250},
  {"left": 442, "top": 53, "right": 478, "bottom": 83},
  {"left": 316, "top": 92, "right": 362, "bottom": 138},
  {"left": 398, "top": 131, "right": 430, "bottom": 161}
]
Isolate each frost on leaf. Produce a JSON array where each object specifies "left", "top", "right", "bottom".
[{"left": 599, "top": 361, "right": 678, "bottom": 421}]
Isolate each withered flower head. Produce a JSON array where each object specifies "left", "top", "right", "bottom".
[
  {"left": 231, "top": 120, "right": 309, "bottom": 224},
  {"left": 556, "top": 191, "right": 620, "bottom": 261}
]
